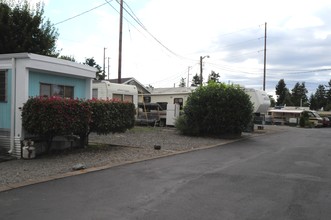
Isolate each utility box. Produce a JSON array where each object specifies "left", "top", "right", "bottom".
[{"left": 166, "top": 103, "right": 180, "bottom": 126}]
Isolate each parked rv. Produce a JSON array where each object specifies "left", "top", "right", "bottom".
[
  {"left": 135, "top": 102, "right": 180, "bottom": 127},
  {"left": 136, "top": 102, "right": 166, "bottom": 126},
  {"left": 268, "top": 108, "right": 323, "bottom": 127},
  {"left": 92, "top": 80, "right": 138, "bottom": 108}
]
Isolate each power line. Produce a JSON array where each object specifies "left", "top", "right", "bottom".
[
  {"left": 269, "top": 68, "right": 331, "bottom": 75},
  {"left": 54, "top": 2, "right": 110, "bottom": 26},
  {"left": 113, "top": 0, "right": 183, "bottom": 58}
]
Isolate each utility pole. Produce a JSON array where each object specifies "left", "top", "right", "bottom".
[
  {"left": 118, "top": 0, "right": 123, "bottom": 84},
  {"left": 107, "top": 57, "right": 110, "bottom": 80},
  {"left": 187, "top": 66, "right": 191, "bottom": 87},
  {"left": 103, "top": 47, "right": 106, "bottom": 79},
  {"left": 200, "top": 55, "right": 209, "bottom": 86},
  {"left": 263, "top": 22, "right": 267, "bottom": 91},
  {"left": 200, "top": 56, "right": 203, "bottom": 86}
]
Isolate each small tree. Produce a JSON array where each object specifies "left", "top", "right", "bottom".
[
  {"left": 83, "top": 57, "right": 103, "bottom": 80},
  {"left": 208, "top": 70, "right": 220, "bottom": 83},
  {"left": 299, "top": 111, "right": 309, "bottom": 127},
  {"left": 268, "top": 95, "right": 276, "bottom": 107},
  {"left": 191, "top": 73, "right": 201, "bottom": 87},
  {"left": 176, "top": 82, "right": 253, "bottom": 137},
  {"left": 179, "top": 77, "right": 186, "bottom": 87}
]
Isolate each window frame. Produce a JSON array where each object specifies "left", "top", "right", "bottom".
[
  {"left": 0, "top": 70, "right": 7, "bottom": 102},
  {"left": 40, "top": 82, "right": 74, "bottom": 99}
]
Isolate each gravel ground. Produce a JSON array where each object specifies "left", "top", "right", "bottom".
[{"left": 0, "top": 126, "right": 276, "bottom": 191}]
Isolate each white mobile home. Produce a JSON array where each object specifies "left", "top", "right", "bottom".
[{"left": 140, "top": 87, "right": 196, "bottom": 110}]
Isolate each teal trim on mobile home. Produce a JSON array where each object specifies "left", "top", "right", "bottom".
[
  {"left": 29, "top": 71, "right": 88, "bottom": 99},
  {"left": 0, "top": 70, "right": 12, "bottom": 129}
]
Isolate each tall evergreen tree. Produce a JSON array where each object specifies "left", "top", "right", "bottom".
[
  {"left": 326, "top": 79, "right": 331, "bottom": 104},
  {"left": 314, "top": 84, "right": 327, "bottom": 110},
  {"left": 179, "top": 77, "right": 186, "bottom": 87},
  {"left": 309, "top": 94, "right": 318, "bottom": 110},
  {"left": 0, "top": 0, "right": 59, "bottom": 56},
  {"left": 191, "top": 74, "right": 201, "bottom": 87},
  {"left": 291, "top": 82, "right": 308, "bottom": 106},
  {"left": 275, "top": 79, "right": 290, "bottom": 106}
]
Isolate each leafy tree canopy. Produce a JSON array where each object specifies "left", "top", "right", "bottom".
[
  {"left": 59, "top": 55, "right": 76, "bottom": 62},
  {"left": 191, "top": 73, "right": 201, "bottom": 87},
  {"left": 83, "top": 57, "right": 103, "bottom": 80},
  {"left": 208, "top": 70, "right": 220, "bottom": 83},
  {"left": 0, "top": 0, "right": 59, "bottom": 56}
]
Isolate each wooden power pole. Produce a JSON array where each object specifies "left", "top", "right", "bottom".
[
  {"left": 263, "top": 22, "right": 267, "bottom": 91},
  {"left": 118, "top": 0, "right": 123, "bottom": 84}
]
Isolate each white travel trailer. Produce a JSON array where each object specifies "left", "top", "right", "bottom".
[
  {"left": 92, "top": 81, "right": 138, "bottom": 108},
  {"left": 243, "top": 88, "right": 270, "bottom": 114}
]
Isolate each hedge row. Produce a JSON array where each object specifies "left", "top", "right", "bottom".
[{"left": 22, "top": 97, "right": 135, "bottom": 147}]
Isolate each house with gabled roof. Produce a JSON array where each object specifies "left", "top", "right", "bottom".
[
  {"left": 108, "top": 77, "right": 150, "bottom": 95},
  {"left": 0, "top": 53, "right": 96, "bottom": 158}
]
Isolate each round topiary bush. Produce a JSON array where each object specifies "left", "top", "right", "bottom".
[{"left": 175, "top": 82, "right": 254, "bottom": 137}]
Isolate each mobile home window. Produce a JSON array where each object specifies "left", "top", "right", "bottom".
[
  {"left": 113, "top": 94, "right": 122, "bottom": 101},
  {"left": 92, "top": 88, "right": 98, "bottom": 99},
  {"left": 0, "top": 71, "right": 7, "bottom": 102},
  {"left": 124, "top": 95, "right": 133, "bottom": 103},
  {"left": 174, "top": 98, "right": 183, "bottom": 109},
  {"left": 40, "top": 83, "right": 74, "bottom": 98}
]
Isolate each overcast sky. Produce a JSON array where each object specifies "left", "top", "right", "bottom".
[{"left": 29, "top": 0, "right": 331, "bottom": 96}]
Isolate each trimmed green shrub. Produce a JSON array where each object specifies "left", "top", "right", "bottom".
[
  {"left": 88, "top": 99, "right": 135, "bottom": 135},
  {"left": 175, "top": 82, "right": 253, "bottom": 137}
]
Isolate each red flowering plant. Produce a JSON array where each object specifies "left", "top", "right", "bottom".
[
  {"left": 22, "top": 96, "right": 92, "bottom": 150},
  {"left": 22, "top": 97, "right": 135, "bottom": 152}
]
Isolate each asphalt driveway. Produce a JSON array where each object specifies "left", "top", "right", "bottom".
[{"left": 1, "top": 126, "right": 331, "bottom": 220}]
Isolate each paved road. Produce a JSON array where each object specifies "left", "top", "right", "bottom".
[{"left": 1, "top": 126, "right": 331, "bottom": 220}]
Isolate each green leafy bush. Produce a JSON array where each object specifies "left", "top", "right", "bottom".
[
  {"left": 88, "top": 99, "right": 135, "bottom": 135},
  {"left": 175, "top": 83, "right": 253, "bottom": 137},
  {"left": 299, "top": 111, "right": 310, "bottom": 127}
]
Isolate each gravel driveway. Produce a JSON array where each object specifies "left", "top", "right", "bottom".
[{"left": 0, "top": 126, "right": 270, "bottom": 192}]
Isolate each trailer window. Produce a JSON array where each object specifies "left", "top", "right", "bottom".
[
  {"left": 113, "top": 94, "right": 122, "bottom": 101},
  {"left": 92, "top": 88, "right": 98, "bottom": 99},
  {"left": 40, "top": 83, "right": 74, "bottom": 98},
  {"left": 0, "top": 71, "right": 7, "bottom": 102},
  {"left": 124, "top": 95, "right": 133, "bottom": 103},
  {"left": 174, "top": 98, "right": 183, "bottom": 109}
]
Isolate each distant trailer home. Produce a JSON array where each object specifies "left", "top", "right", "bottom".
[
  {"left": 140, "top": 87, "right": 197, "bottom": 110},
  {"left": 0, "top": 53, "right": 97, "bottom": 158}
]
